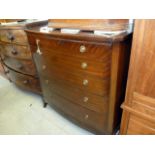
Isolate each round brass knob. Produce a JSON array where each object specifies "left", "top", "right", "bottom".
[
  {"left": 85, "top": 114, "right": 89, "bottom": 120},
  {"left": 81, "top": 62, "right": 87, "bottom": 69},
  {"left": 83, "top": 97, "right": 88, "bottom": 102},
  {"left": 83, "top": 79, "right": 88, "bottom": 86},
  {"left": 23, "top": 80, "right": 28, "bottom": 84},
  {"left": 5, "top": 70, "right": 9, "bottom": 74},
  {"left": 80, "top": 45, "right": 86, "bottom": 53},
  {"left": 7, "top": 33, "right": 14, "bottom": 41},
  {"left": 45, "top": 80, "right": 49, "bottom": 84},
  {"left": 42, "top": 65, "right": 46, "bottom": 70},
  {"left": 11, "top": 49, "right": 18, "bottom": 55},
  {"left": 18, "top": 64, "right": 23, "bottom": 70}
]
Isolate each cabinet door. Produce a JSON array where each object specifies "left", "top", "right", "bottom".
[{"left": 121, "top": 20, "right": 155, "bottom": 134}]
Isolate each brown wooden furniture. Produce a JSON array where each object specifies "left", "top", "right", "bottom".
[
  {"left": 26, "top": 20, "right": 132, "bottom": 134},
  {"left": 0, "top": 19, "right": 6, "bottom": 23},
  {"left": 120, "top": 20, "right": 155, "bottom": 135},
  {"left": 0, "top": 19, "right": 25, "bottom": 24},
  {"left": 0, "top": 20, "right": 41, "bottom": 94},
  {"left": 48, "top": 19, "right": 130, "bottom": 31}
]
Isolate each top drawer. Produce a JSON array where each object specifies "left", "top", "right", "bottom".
[
  {"left": 28, "top": 34, "right": 112, "bottom": 62},
  {"left": 0, "top": 29, "right": 28, "bottom": 44}
]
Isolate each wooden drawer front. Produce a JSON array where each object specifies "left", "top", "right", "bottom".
[
  {"left": 34, "top": 53, "right": 110, "bottom": 96},
  {"left": 4, "top": 66, "right": 41, "bottom": 93},
  {"left": 2, "top": 55, "right": 37, "bottom": 76},
  {"left": 37, "top": 63, "right": 109, "bottom": 96},
  {"left": 41, "top": 74, "right": 108, "bottom": 114},
  {"left": 39, "top": 49, "right": 111, "bottom": 78},
  {"left": 45, "top": 91, "right": 107, "bottom": 134},
  {"left": 127, "top": 115, "right": 155, "bottom": 135},
  {"left": 29, "top": 34, "right": 112, "bottom": 62},
  {"left": 0, "top": 29, "right": 28, "bottom": 44},
  {"left": 0, "top": 43, "right": 31, "bottom": 59}
]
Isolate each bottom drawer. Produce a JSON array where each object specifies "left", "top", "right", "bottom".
[
  {"left": 44, "top": 92, "right": 107, "bottom": 134},
  {"left": 4, "top": 65, "right": 41, "bottom": 94}
]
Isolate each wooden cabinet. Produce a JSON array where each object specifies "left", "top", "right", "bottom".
[
  {"left": 0, "top": 21, "right": 41, "bottom": 94},
  {"left": 26, "top": 20, "right": 132, "bottom": 134},
  {"left": 120, "top": 20, "right": 155, "bottom": 134}
]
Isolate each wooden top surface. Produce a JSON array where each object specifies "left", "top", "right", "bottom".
[
  {"left": 48, "top": 19, "right": 130, "bottom": 31},
  {"left": 25, "top": 20, "right": 133, "bottom": 43},
  {"left": 0, "top": 20, "right": 41, "bottom": 30}
]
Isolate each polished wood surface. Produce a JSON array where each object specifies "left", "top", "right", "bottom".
[
  {"left": 0, "top": 19, "right": 25, "bottom": 23},
  {"left": 44, "top": 90, "right": 107, "bottom": 134},
  {"left": 0, "top": 22, "right": 41, "bottom": 94},
  {"left": 48, "top": 19, "right": 130, "bottom": 31},
  {"left": 120, "top": 20, "right": 155, "bottom": 135},
  {"left": 30, "top": 42, "right": 111, "bottom": 78},
  {"left": 0, "top": 29, "right": 28, "bottom": 45},
  {"left": 26, "top": 21, "right": 132, "bottom": 134},
  {"left": 1, "top": 55, "right": 37, "bottom": 76},
  {"left": 0, "top": 42, "right": 31, "bottom": 59},
  {"left": 3, "top": 65, "right": 41, "bottom": 94}
]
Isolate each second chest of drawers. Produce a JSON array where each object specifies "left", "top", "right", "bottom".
[{"left": 0, "top": 22, "right": 41, "bottom": 94}]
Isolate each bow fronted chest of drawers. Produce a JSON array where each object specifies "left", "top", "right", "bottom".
[
  {"left": 25, "top": 20, "right": 132, "bottom": 134},
  {"left": 0, "top": 21, "right": 41, "bottom": 94}
]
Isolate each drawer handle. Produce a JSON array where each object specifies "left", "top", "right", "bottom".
[
  {"left": 42, "top": 65, "right": 46, "bottom": 70},
  {"left": 80, "top": 45, "right": 86, "bottom": 53},
  {"left": 23, "top": 80, "right": 29, "bottom": 84},
  {"left": 36, "top": 39, "right": 42, "bottom": 55},
  {"left": 11, "top": 49, "right": 18, "bottom": 55},
  {"left": 83, "top": 79, "right": 88, "bottom": 86},
  {"left": 83, "top": 97, "right": 88, "bottom": 102},
  {"left": 81, "top": 62, "right": 87, "bottom": 69},
  {"left": 85, "top": 114, "right": 89, "bottom": 120},
  {"left": 7, "top": 33, "right": 14, "bottom": 41},
  {"left": 5, "top": 70, "right": 9, "bottom": 74},
  {"left": 18, "top": 64, "right": 23, "bottom": 70},
  {"left": 45, "top": 80, "right": 49, "bottom": 84}
]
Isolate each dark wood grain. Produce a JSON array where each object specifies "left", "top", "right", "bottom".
[
  {"left": 0, "top": 29, "right": 28, "bottom": 45},
  {"left": 1, "top": 55, "right": 37, "bottom": 76},
  {"left": 3, "top": 65, "right": 41, "bottom": 94},
  {"left": 0, "top": 22, "right": 41, "bottom": 94},
  {"left": 26, "top": 20, "right": 132, "bottom": 134},
  {"left": 48, "top": 19, "right": 130, "bottom": 31},
  {"left": 0, "top": 42, "right": 32, "bottom": 60},
  {"left": 44, "top": 91, "right": 107, "bottom": 134}
]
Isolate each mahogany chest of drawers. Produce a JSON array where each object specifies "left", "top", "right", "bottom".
[
  {"left": 0, "top": 21, "right": 41, "bottom": 94},
  {"left": 26, "top": 21, "right": 132, "bottom": 134}
]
